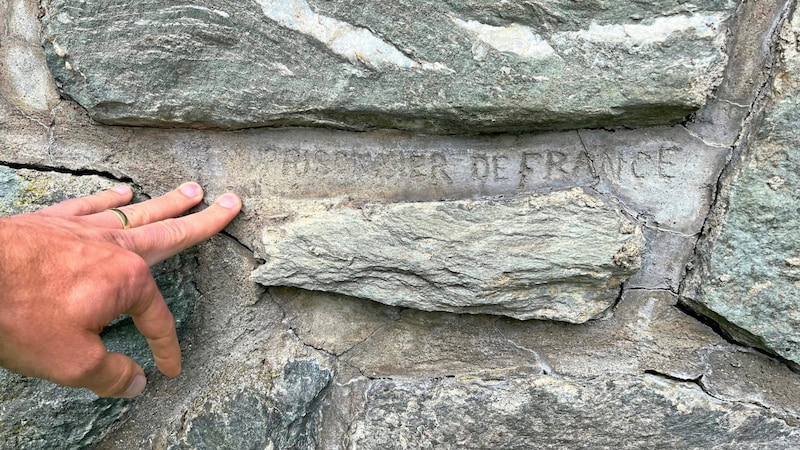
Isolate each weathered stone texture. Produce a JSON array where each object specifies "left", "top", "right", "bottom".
[
  {"left": 0, "top": 165, "right": 114, "bottom": 215},
  {"left": 0, "top": 0, "right": 59, "bottom": 112},
  {"left": 40, "top": 0, "right": 734, "bottom": 133},
  {"left": 347, "top": 375, "right": 800, "bottom": 450},
  {"left": 351, "top": 376, "right": 800, "bottom": 449},
  {"left": 252, "top": 189, "right": 644, "bottom": 322},
  {"left": 685, "top": 9, "right": 800, "bottom": 366},
  {"left": 167, "top": 360, "right": 331, "bottom": 450}
]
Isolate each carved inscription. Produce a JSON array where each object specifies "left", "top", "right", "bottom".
[
  {"left": 517, "top": 150, "right": 594, "bottom": 188},
  {"left": 249, "top": 139, "right": 687, "bottom": 200},
  {"left": 274, "top": 149, "right": 454, "bottom": 185},
  {"left": 265, "top": 149, "right": 598, "bottom": 185},
  {"left": 275, "top": 147, "right": 679, "bottom": 182},
  {"left": 202, "top": 127, "right": 725, "bottom": 233},
  {"left": 592, "top": 145, "right": 682, "bottom": 183}
]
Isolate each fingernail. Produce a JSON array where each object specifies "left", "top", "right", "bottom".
[
  {"left": 180, "top": 182, "right": 202, "bottom": 198},
  {"left": 218, "top": 193, "right": 240, "bottom": 209},
  {"left": 121, "top": 375, "right": 147, "bottom": 398},
  {"left": 113, "top": 185, "right": 131, "bottom": 195}
]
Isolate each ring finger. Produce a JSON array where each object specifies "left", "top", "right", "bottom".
[{"left": 85, "top": 182, "right": 205, "bottom": 229}]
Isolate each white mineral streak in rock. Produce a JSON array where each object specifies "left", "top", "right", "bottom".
[
  {"left": 272, "top": 62, "right": 295, "bottom": 76},
  {"left": 561, "top": 13, "right": 724, "bottom": 47},
  {"left": 451, "top": 14, "right": 724, "bottom": 59},
  {"left": 251, "top": 189, "right": 644, "bottom": 323},
  {"left": 453, "top": 13, "right": 724, "bottom": 60},
  {"left": 182, "top": 5, "right": 231, "bottom": 18},
  {"left": 254, "top": 0, "right": 419, "bottom": 70},
  {"left": 452, "top": 18, "right": 557, "bottom": 59}
]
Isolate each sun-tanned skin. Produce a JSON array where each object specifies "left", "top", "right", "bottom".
[{"left": 0, "top": 182, "right": 241, "bottom": 398}]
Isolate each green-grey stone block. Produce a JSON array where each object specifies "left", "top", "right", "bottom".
[
  {"left": 169, "top": 360, "right": 331, "bottom": 450},
  {"left": 347, "top": 375, "right": 800, "bottom": 449},
  {"left": 251, "top": 189, "right": 644, "bottom": 323},
  {"left": 685, "top": 11, "right": 800, "bottom": 365},
  {"left": 40, "top": 0, "right": 734, "bottom": 133}
]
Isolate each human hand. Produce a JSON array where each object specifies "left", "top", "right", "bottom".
[{"left": 0, "top": 182, "right": 241, "bottom": 398}]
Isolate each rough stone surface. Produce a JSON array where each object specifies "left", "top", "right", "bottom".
[
  {"left": 684, "top": 9, "right": 800, "bottom": 366},
  {"left": 252, "top": 189, "right": 644, "bottom": 322},
  {"left": 345, "top": 375, "right": 800, "bottom": 450},
  {"left": 0, "top": 373, "right": 130, "bottom": 450},
  {"left": 337, "top": 308, "right": 548, "bottom": 379},
  {"left": 167, "top": 360, "right": 331, "bottom": 450},
  {"left": 0, "top": 0, "right": 60, "bottom": 113},
  {"left": 0, "top": 165, "right": 115, "bottom": 215},
  {"left": 39, "top": 0, "right": 734, "bottom": 133}
]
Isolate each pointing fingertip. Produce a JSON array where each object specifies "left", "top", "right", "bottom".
[
  {"left": 121, "top": 374, "right": 147, "bottom": 399},
  {"left": 179, "top": 182, "right": 203, "bottom": 198},
  {"left": 113, "top": 185, "right": 132, "bottom": 196},
  {"left": 217, "top": 193, "right": 241, "bottom": 210}
]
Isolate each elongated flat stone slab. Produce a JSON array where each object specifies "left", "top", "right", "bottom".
[
  {"left": 347, "top": 375, "right": 800, "bottom": 449},
  {"left": 40, "top": 0, "right": 734, "bottom": 133},
  {"left": 251, "top": 189, "right": 643, "bottom": 322}
]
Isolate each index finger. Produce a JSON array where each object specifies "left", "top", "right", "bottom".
[{"left": 118, "top": 193, "right": 242, "bottom": 266}]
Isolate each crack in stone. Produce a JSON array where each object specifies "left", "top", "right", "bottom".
[
  {"left": 644, "top": 368, "right": 793, "bottom": 424},
  {"left": 627, "top": 286, "right": 678, "bottom": 295},
  {"left": 0, "top": 159, "right": 139, "bottom": 187},
  {"left": 599, "top": 282, "right": 627, "bottom": 319},
  {"left": 337, "top": 309, "right": 405, "bottom": 360},
  {"left": 644, "top": 225, "right": 697, "bottom": 239},
  {"left": 679, "top": 124, "right": 733, "bottom": 149},
  {"left": 218, "top": 230, "right": 261, "bottom": 263},
  {"left": 643, "top": 368, "right": 768, "bottom": 413},
  {"left": 584, "top": 185, "right": 641, "bottom": 227},
  {"left": 286, "top": 327, "right": 338, "bottom": 360},
  {"left": 576, "top": 130, "right": 600, "bottom": 184},
  {"left": 492, "top": 323, "right": 553, "bottom": 375},
  {"left": 0, "top": 93, "right": 52, "bottom": 131},
  {"left": 0, "top": 93, "right": 59, "bottom": 158},
  {"left": 674, "top": 301, "right": 800, "bottom": 375},
  {"left": 672, "top": 300, "right": 758, "bottom": 348},
  {"left": 677, "top": 0, "right": 794, "bottom": 332},
  {"left": 644, "top": 369, "right": 705, "bottom": 391},
  {"left": 267, "top": 286, "right": 401, "bottom": 363}
]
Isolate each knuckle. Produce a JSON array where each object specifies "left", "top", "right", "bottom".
[
  {"left": 131, "top": 207, "right": 152, "bottom": 226},
  {"left": 69, "top": 198, "right": 94, "bottom": 215},
  {"left": 101, "top": 361, "right": 138, "bottom": 397},
  {"left": 126, "top": 251, "right": 150, "bottom": 273},
  {"left": 121, "top": 254, "right": 152, "bottom": 289},
  {"left": 106, "top": 230, "right": 136, "bottom": 251},
  {"left": 95, "top": 234, "right": 150, "bottom": 279},
  {"left": 160, "top": 218, "right": 189, "bottom": 245}
]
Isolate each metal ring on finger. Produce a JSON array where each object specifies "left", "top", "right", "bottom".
[{"left": 108, "top": 208, "right": 131, "bottom": 230}]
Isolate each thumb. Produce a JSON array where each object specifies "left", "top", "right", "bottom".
[{"left": 82, "top": 351, "right": 148, "bottom": 398}]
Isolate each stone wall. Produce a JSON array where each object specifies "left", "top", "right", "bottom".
[{"left": 1, "top": 0, "right": 800, "bottom": 448}]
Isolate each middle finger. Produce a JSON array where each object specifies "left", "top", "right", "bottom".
[{"left": 83, "top": 183, "right": 205, "bottom": 229}]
